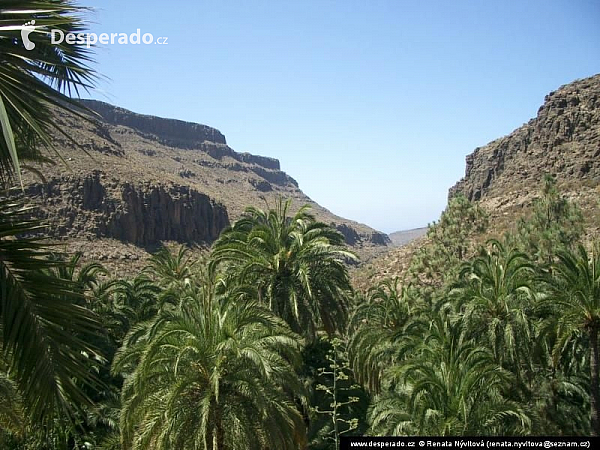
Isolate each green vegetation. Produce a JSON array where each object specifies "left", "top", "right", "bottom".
[
  {"left": 212, "top": 199, "right": 356, "bottom": 341},
  {"left": 407, "top": 194, "right": 489, "bottom": 300},
  {"left": 2, "top": 180, "right": 597, "bottom": 447},
  {"left": 513, "top": 175, "right": 584, "bottom": 264},
  {"left": 308, "top": 337, "right": 365, "bottom": 450},
  {"left": 113, "top": 266, "right": 306, "bottom": 450},
  {"left": 0, "top": 1, "right": 96, "bottom": 184},
  {"left": 1, "top": 1, "right": 599, "bottom": 448}
]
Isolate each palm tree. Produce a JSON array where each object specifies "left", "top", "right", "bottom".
[
  {"left": 113, "top": 274, "right": 307, "bottom": 450},
  {"left": 0, "top": 366, "right": 24, "bottom": 444},
  {"left": 1, "top": 0, "right": 97, "bottom": 184},
  {"left": 455, "top": 240, "right": 535, "bottom": 381},
  {"left": 542, "top": 244, "right": 600, "bottom": 435},
  {"left": 111, "top": 275, "right": 162, "bottom": 328},
  {"left": 370, "top": 313, "right": 530, "bottom": 436},
  {"left": 0, "top": 198, "right": 102, "bottom": 425},
  {"left": 348, "top": 278, "right": 424, "bottom": 393},
  {"left": 211, "top": 198, "right": 356, "bottom": 341},
  {"left": 0, "top": 0, "right": 104, "bottom": 429},
  {"left": 527, "top": 365, "right": 590, "bottom": 435},
  {"left": 47, "top": 252, "right": 107, "bottom": 291},
  {"left": 144, "top": 245, "right": 197, "bottom": 289}
]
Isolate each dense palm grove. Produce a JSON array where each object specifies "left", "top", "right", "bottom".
[{"left": 1, "top": 2, "right": 600, "bottom": 449}]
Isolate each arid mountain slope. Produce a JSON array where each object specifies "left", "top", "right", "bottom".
[
  {"left": 20, "top": 100, "right": 389, "bottom": 273},
  {"left": 354, "top": 74, "right": 600, "bottom": 289},
  {"left": 388, "top": 227, "right": 428, "bottom": 247},
  {"left": 449, "top": 74, "right": 600, "bottom": 231}
]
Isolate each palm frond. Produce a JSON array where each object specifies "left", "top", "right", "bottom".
[{"left": 0, "top": 195, "right": 103, "bottom": 425}]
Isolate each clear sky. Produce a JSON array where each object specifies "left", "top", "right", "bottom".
[{"left": 81, "top": 0, "right": 599, "bottom": 233}]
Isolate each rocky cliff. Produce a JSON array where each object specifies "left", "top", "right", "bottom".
[
  {"left": 354, "top": 74, "right": 600, "bottom": 289},
  {"left": 26, "top": 171, "right": 229, "bottom": 247},
  {"left": 20, "top": 100, "right": 388, "bottom": 271},
  {"left": 450, "top": 75, "right": 600, "bottom": 205},
  {"left": 82, "top": 100, "right": 284, "bottom": 172},
  {"left": 82, "top": 100, "right": 227, "bottom": 146}
]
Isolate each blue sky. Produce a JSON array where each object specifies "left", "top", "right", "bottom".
[{"left": 82, "top": 0, "right": 599, "bottom": 233}]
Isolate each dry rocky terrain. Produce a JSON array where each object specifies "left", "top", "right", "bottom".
[
  {"left": 20, "top": 100, "right": 390, "bottom": 274},
  {"left": 388, "top": 227, "right": 428, "bottom": 247},
  {"left": 354, "top": 74, "right": 600, "bottom": 290}
]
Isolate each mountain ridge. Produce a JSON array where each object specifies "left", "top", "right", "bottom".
[
  {"left": 449, "top": 73, "right": 600, "bottom": 236},
  {"left": 450, "top": 74, "right": 600, "bottom": 204},
  {"left": 353, "top": 73, "right": 600, "bottom": 289},
  {"left": 19, "top": 100, "right": 390, "bottom": 273},
  {"left": 388, "top": 227, "right": 428, "bottom": 247}
]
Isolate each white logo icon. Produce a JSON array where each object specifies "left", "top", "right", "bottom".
[{"left": 21, "top": 20, "right": 36, "bottom": 50}]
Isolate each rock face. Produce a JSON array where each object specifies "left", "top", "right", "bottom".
[
  {"left": 450, "top": 74, "right": 600, "bottom": 202},
  {"left": 27, "top": 171, "right": 229, "bottom": 247},
  {"left": 334, "top": 223, "right": 391, "bottom": 247},
  {"left": 368, "top": 231, "right": 392, "bottom": 246},
  {"left": 83, "top": 100, "right": 227, "bottom": 146},
  {"left": 19, "top": 100, "right": 389, "bottom": 271},
  {"left": 335, "top": 224, "right": 361, "bottom": 245},
  {"left": 354, "top": 74, "right": 600, "bottom": 289},
  {"left": 83, "top": 100, "right": 283, "bottom": 172}
]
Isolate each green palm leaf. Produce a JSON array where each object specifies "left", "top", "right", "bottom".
[
  {"left": 212, "top": 197, "right": 356, "bottom": 340},
  {"left": 0, "top": 0, "right": 98, "bottom": 184},
  {"left": 113, "top": 271, "right": 307, "bottom": 450},
  {"left": 0, "top": 195, "right": 103, "bottom": 425}
]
